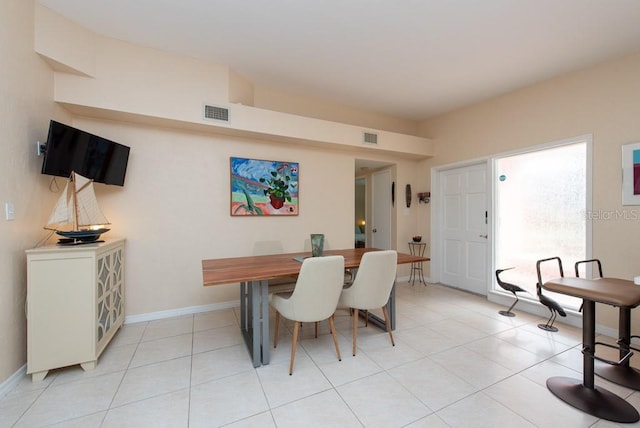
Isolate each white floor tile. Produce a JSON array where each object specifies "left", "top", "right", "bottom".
[
  {"left": 495, "top": 326, "right": 572, "bottom": 358},
  {"left": 463, "top": 335, "right": 543, "bottom": 372},
  {"left": 14, "top": 371, "right": 123, "bottom": 427},
  {"left": 437, "top": 391, "right": 537, "bottom": 427},
  {"left": 191, "top": 344, "right": 255, "bottom": 386},
  {"left": 141, "top": 315, "right": 194, "bottom": 342},
  {"left": 271, "top": 389, "right": 361, "bottom": 427},
  {"left": 394, "top": 325, "right": 460, "bottom": 356},
  {"left": 47, "top": 411, "right": 106, "bottom": 427},
  {"left": 388, "top": 356, "right": 476, "bottom": 411},
  {"left": 337, "top": 371, "right": 431, "bottom": 428},
  {"left": 224, "top": 411, "right": 276, "bottom": 427},
  {"left": 189, "top": 370, "right": 269, "bottom": 427},
  {"left": 484, "top": 374, "right": 599, "bottom": 427},
  {"left": 194, "top": 308, "right": 238, "bottom": 332},
  {"left": 103, "top": 388, "right": 189, "bottom": 427},
  {"left": 111, "top": 356, "right": 191, "bottom": 407},
  {"left": 317, "top": 350, "right": 383, "bottom": 387},
  {"left": 362, "top": 337, "right": 424, "bottom": 370},
  {"left": 404, "top": 413, "right": 451, "bottom": 428},
  {"left": 109, "top": 322, "right": 146, "bottom": 347},
  {"left": 5, "top": 281, "right": 637, "bottom": 427},
  {"left": 129, "top": 333, "right": 192, "bottom": 368},
  {"left": 0, "top": 389, "right": 42, "bottom": 427},
  {"left": 256, "top": 355, "right": 333, "bottom": 408},
  {"left": 192, "top": 324, "right": 244, "bottom": 354},
  {"left": 428, "top": 346, "right": 515, "bottom": 389},
  {"left": 50, "top": 343, "right": 137, "bottom": 386}
]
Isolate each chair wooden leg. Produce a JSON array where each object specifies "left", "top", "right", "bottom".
[
  {"left": 274, "top": 311, "right": 280, "bottom": 348},
  {"left": 352, "top": 309, "right": 359, "bottom": 356},
  {"left": 328, "top": 316, "right": 342, "bottom": 361},
  {"left": 382, "top": 305, "right": 395, "bottom": 346},
  {"left": 289, "top": 321, "right": 300, "bottom": 375},
  {"left": 315, "top": 321, "right": 318, "bottom": 338}
]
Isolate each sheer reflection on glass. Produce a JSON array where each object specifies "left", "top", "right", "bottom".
[{"left": 496, "top": 142, "right": 587, "bottom": 309}]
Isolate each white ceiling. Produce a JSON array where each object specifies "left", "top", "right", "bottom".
[{"left": 38, "top": 0, "right": 640, "bottom": 121}]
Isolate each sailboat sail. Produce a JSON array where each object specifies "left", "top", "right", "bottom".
[
  {"left": 74, "top": 173, "right": 110, "bottom": 227},
  {"left": 44, "top": 172, "right": 110, "bottom": 231},
  {"left": 45, "top": 181, "right": 72, "bottom": 230}
]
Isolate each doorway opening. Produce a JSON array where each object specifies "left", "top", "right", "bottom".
[
  {"left": 355, "top": 177, "right": 366, "bottom": 247},
  {"left": 355, "top": 159, "right": 395, "bottom": 250}
]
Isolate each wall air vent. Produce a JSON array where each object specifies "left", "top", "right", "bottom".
[
  {"left": 203, "top": 104, "right": 229, "bottom": 122},
  {"left": 363, "top": 132, "right": 378, "bottom": 145}
]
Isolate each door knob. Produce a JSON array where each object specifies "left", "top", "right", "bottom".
[
  {"left": 372, "top": 229, "right": 377, "bottom": 233},
  {"left": 479, "top": 234, "right": 488, "bottom": 238}
]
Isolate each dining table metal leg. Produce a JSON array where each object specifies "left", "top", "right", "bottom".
[
  {"left": 249, "top": 280, "right": 261, "bottom": 367},
  {"left": 239, "top": 281, "right": 260, "bottom": 367},
  {"left": 260, "top": 279, "right": 270, "bottom": 365},
  {"left": 358, "top": 282, "right": 396, "bottom": 331},
  {"left": 240, "top": 282, "right": 246, "bottom": 330},
  {"left": 239, "top": 280, "right": 271, "bottom": 367}
]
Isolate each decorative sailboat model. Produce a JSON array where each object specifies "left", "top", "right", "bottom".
[{"left": 45, "top": 171, "right": 111, "bottom": 245}]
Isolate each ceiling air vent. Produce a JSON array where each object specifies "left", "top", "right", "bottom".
[
  {"left": 203, "top": 104, "right": 229, "bottom": 122},
  {"left": 363, "top": 132, "right": 378, "bottom": 145}
]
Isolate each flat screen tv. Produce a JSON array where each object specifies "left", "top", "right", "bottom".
[{"left": 41, "top": 120, "right": 130, "bottom": 186}]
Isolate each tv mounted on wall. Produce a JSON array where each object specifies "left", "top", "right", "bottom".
[{"left": 41, "top": 120, "right": 130, "bottom": 186}]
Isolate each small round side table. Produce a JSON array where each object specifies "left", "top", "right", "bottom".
[{"left": 408, "top": 241, "right": 428, "bottom": 286}]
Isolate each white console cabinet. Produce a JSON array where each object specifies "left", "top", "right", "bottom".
[{"left": 26, "top": 238, "right": 125, "bottom": 381}]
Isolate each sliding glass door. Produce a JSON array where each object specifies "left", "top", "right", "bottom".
[{"left": 494, "top": 138, "right": 590, "bottom": 309}]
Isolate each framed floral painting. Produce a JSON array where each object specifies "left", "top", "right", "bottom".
[{"left": 230, "top": 157, "right": 299, "bottom": 216}]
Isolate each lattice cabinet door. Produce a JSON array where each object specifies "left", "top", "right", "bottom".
[{"left": 96, "top": 244, "right": 125, "bottom": 355}]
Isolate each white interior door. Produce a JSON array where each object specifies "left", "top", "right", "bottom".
[
  {"left": 440, "top": 162, "right": 488, "bottom": 295},
  {"left": 371, "top": 169, "right": 391, "bottom": 250}
]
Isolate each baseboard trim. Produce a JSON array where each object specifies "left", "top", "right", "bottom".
[
  {"left": 124, "top": 300, "right": 240, "bottom": 324},
  {"left": 0, "top": 364, "right": 26, "bottom": 399},
  {"left": 123, "top": 278, "right": 432, "bottom": 325}
]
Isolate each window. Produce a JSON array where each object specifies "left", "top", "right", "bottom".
[{"left": 494, "top": 138, "right": 590, "bottom": 310}]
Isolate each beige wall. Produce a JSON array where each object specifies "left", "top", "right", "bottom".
[
  {"left": 418, "top": 52, "right": 640, "bottom": 332},
  {"left": 71, "top": 118, "right": 354, "bottom": 314},
  {"left": 0, "top": 0, "right": 66, "bottom": 385},
  {"left": 72, "top": 117, "right": 423, "bottom": 314},
  {"left": 254, "top": 86, "right": 420, "bottom": 135}
]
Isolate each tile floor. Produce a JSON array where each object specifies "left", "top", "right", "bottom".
[{"left": 2, "top": 281, "right": 640, "bottom": 427}]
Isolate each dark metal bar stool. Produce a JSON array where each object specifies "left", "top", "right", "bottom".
[
  {"left": 576, "top": 259, "right": 640, "bottom": 391},
  {"left": 538, "top": 257, "right": 640, "bottom": 423}
]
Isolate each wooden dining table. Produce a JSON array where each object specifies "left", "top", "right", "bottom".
[{"left": 202, "top": 248, "right": 429, "bottom": 367}]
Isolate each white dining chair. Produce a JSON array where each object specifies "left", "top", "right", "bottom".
[
  {"left": 338, "top": 250, "right": 397, "bottom": 356},
  {"left": 253, "top": 240, "right": 297, "bottom": 293},
  {"left": 270, "top": 255, "right": 345, "bottom": 375}
]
